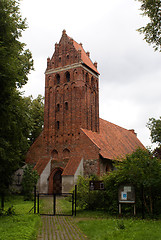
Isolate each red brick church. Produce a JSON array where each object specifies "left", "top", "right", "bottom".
[{"left": 26, "top": 30, "right": 144, "bottom": 193}]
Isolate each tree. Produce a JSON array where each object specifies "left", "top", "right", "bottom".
[
  {"left": 21, "top": 165, "right": 39, "bottom": 201},
  {"left": 147, "top": 117, "right": 161, "bottom": 145},
  {"left": 108, "top": 148, "right": 161, "bottom": 215},
  {"left": 24, "top": 95, "right": 44, "bottom": 146},
  {"left": 136, "top": 0, "right": 161, "bottom": 51},
  {"left": 76, "top": 149, "right": 161, "bottom": 216},
  {"left": 0, "top": 0, "right": 33, "bottom": 195}
]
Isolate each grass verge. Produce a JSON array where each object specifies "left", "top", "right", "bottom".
[
  {"left": 76, "top": 213, "right": 161, "bottom": 240},
  {"left": 0, "top": 195, "right": 40, "bottom": 240}
]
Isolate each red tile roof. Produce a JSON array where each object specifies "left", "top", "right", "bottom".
[
  {"left": 68, "top": 35, "right": 99, "bottom": 75},
  {"left": 34, "top": 156, "right": 50, "bottom": 175},
  {"left": 62, "top": 118, "right": 144, "bottom": 176},
  {"left": 81, "top": 118, "right": 145, "bottom": 161},
  {"left": 34, "top": 118, "right": 144, "bottom": 176},
  {"left": 62, "top": 156, "right": 82, "bottom": 176}
]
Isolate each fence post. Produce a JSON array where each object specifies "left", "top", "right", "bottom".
[
  {"left": 34, "top": 186, "right": 36, "bottom": 214},
  {"left": 72, "top": 192, "right": 74, "bottom": 216},
  {"left": 53, "top": 194, "right": 56, "bottom": 215},
  {"left": 1, "top": 192, "right": 4, "bottom": 210},
  {"left": 75, "top": 185, "right": 77, "bottom": 216},
  {"left": 37, "top": 193, "right": 39, "bottom": 214}
]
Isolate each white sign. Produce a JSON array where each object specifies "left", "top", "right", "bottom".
[{"left": 121, "top": 192, "right": 127, "bottom": 200}]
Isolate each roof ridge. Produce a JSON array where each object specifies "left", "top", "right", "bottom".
[{"left": 99, "top": 118, "right": 133, "bottom": 132}]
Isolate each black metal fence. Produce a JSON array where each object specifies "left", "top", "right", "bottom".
[{"left": 33, "top": 185, "right": 77, "bottom": 216}]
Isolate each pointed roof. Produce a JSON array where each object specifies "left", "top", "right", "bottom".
[
  {"left": 63, "top": 30, "right": 99, "bottom": 75},
  {"left": 72, "top": 39, "right": 99, "bottom": 75}
]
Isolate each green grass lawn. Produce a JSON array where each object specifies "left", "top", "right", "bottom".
[
  {"left": 51, "top": 196, "right": 161, "bottom": 240},
  {"left": 0, "top": 196, "right": 40, "bottom": 240},
  {"left": 5, "top": 195, "right": 160, "bottom": 240},
  {"left": 77, "top": 214, "right": 161, "bottom": 240}
]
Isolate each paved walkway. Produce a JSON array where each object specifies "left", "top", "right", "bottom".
[
  {"left": 37, "top": 196, "right": 87, "bottom": 240},
  {"left": 37, "top": 215, "right": 87, "bottom": 240}
]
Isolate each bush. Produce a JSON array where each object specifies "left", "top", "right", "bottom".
[
  {"left": 77, "top": 175, "right": 105, "bottom": 210},
  {"left": 21, "top": 165, "right": 39, "bottom": 201},
  {"left": 76, "top": 149, "right": 161, "bottom": 217}
]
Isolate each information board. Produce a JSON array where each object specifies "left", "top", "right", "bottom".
[{"left": 118, "top": 185, "right": 135, "bottom": 203}]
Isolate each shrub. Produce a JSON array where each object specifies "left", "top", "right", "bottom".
[
  {"left": 21, "top": 165, "right": 39, "bottom": 201},
  {"left": 76, "top": 175, "right": 105, "bottom": 210},
  {"left": 76, "top": 149, "right": 161, "bottom": 217}
]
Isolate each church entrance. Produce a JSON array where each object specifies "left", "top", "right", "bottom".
[
  {"left": 53, "top": 169, "right": 62, "bottom": 194},
  {"left": 48, "top": 168, "right": 63, "bottom": 194}
]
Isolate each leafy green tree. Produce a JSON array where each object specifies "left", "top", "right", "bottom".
[
  {"left": 24, "top": 95, "right": 44, "bottom": 146},
  {"left": 0, "top": 0, "right": 33, "bottom": 195},
  {"left": 21, "top": 165, "right": 39, "bottom": 201},
  {"left": 77, "top": 149, "right": 161, "bottom": 216},
  {"left": 136, "top": 0, "right": 161, "bottom": 51},
  {"left": 104, "top": 148, "right": 161, "bottom": 215},
  {"left": 153, "top": 146, "right": 161, "bottom": 159},
  {"left": 147, "top": 117, "right": 161, "bottom": 146},
  {"left": 147, "top": 117, "right": 161, "bottom": 160},
  {"left": 0, "top": 91, "right": 32, "bottom": 196}
]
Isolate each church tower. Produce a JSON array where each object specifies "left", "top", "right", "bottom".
[
  {"left": 26, "top": 30, "right": 145, "bottom": 194},
  {"left": 44, "top": 30, "right": 99, "bottom": 148}
]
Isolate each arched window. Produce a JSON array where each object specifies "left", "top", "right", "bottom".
[
  {"left": 65, "top": 102, "right": 68, "bottom": 110},
  {"left": 66, "top": 71, "right": 70, "bottom": 82},
  {"left": 56, "top": 104, "right": 60, "bottom": 112},
  {"left": 63, "top": 148, "right": 70, "bottom": 158},
  {"left": 56, "top": 74, "right": 60, "bottom": 84},
  {"left": 51, "top": 149, "right": 58, "bottom": 159}
]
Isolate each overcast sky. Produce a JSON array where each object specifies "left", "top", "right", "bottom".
[{"left": 20, "top": 0, "right": 161, "bottom": 149}]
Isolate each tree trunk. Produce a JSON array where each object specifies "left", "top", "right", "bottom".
[{"left": 1, "top": 193, "right": 4, "bottom": 210}]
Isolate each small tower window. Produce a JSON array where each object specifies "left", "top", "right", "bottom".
[
  {"left": 85, "top": 73, "right": 89, "bottom": 83},
  {"left": 66, "top": 72, "right": 70, "bottom": 82},
  {"left": 91, "top": 76, "right": 94, "bottom": 86},
  {"left": 65, "top": 102, "right": 68, "bottom": 110},
  {"left": 56, "top": 74, "right": 60, "bottom": 84},
  {"left": 56, "top": 121, "right": 60, "bottom": 130},
  {"left": 56, "top": 104, "right": 60, "bottom": 112}
]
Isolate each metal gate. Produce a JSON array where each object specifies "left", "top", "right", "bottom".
[{"left": 33, "top": 186, "right": 77, "bottom": 216}]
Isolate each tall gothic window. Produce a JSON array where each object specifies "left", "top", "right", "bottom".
[
  {"left": 85, "top": 73, "right": 89, "bottom": 84},
  {"left": 66, "top": 71, "right": 70, "bottom": 82},
  {"left": 91, "top": 76, "right": 94, "bottom": 87},
  {"left": 65, "top": 102, "right": 68, "bottom": 110},
  {"left": 56, "top": 74, "right": 60, "bottom": 84},
  {"left": 56, "top": 104, "right": 60, "bottom": 112}
]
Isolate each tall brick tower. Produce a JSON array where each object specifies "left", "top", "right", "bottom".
[
  {"left": 26, "top": 30, "right": 144, "bottom": 194},
  {"left": 44, "top": 30, "right": 99, "bottom": 149}
]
